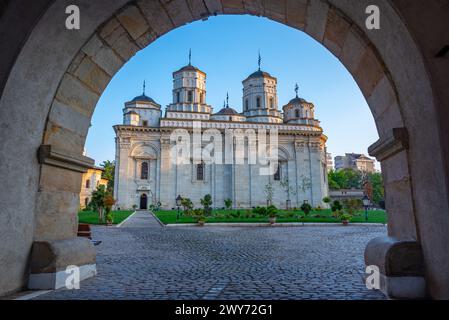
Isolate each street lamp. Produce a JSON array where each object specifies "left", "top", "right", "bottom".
[
  {"left": 362, "top": 195, "right": 370, "bottom": 222},
  {"left": 176, "top": 195, "right": 182, "bottom": 220}
]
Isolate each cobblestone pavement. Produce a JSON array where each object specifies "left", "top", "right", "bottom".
[{"left": 36, "top": 212, "right": 386, "bottom": 300}]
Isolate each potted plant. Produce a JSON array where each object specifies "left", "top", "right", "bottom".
[
  {"left": 105, "top": 212, "right": 114, "bottom": 226},
  {"left": 193, "top": 209, "right": 206, "bottom": 226},
  {"left": 339, "top": 212, "right": 353, "bottom": 226},
  {"left": 267, "top": 205, "right": 278, "bottom": 225}
]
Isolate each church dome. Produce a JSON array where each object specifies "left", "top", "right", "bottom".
[
  {"left": 177, "top": 65, "right": 201, "bottom": 72},
  {"left": 215, "top": 107, "right": 240, "bottom": 116},
  {"left": 130, "top": 94, "right": 156, "bottom": 104},
  {"left": 288, "top": 97, "right": 308, "bottom": 105},
  {"left": 244, "top": 69, "right": 275, "bottom": 81}
]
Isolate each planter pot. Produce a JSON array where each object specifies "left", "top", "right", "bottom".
[
  {"left": 198, "top": 221, "right": 205, "bottom": 227},
  {"left": 269, "top": 217, "right": 277, "bottom": 225},
  {"left": 106, "top": 220, "right": 113, "bottom": 226},
  {"left": 342, "top": 220, "right": 349, "bottom": 226}
]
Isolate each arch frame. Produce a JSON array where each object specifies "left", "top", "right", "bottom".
[{"left": 0, "top": 0, "right": 448, "bottom": 298}]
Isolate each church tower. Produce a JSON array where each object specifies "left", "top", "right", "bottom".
[
  {"left": 283, "top": 84, "right": 318, "bottom": 126},
  {"left": 242, "top": 54, "right": 282, "bottom": 123},
  {"left": 123, "top": 81, "right": 161, "bottom": 127},
  {"left": 166, "top": 50, "right": 212, "bottom": 118}
]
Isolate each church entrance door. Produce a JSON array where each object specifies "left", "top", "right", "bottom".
[{"left": 140, "top": 194, "right": 148, "bottom": 210}]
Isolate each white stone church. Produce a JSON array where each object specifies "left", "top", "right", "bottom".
[{"left": 113, "top": 59, "right": 329, "bottom": 210}]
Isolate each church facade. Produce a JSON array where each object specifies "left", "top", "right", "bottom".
[{"left": 113, "top": 61, "right": 329, "bottom": 210}]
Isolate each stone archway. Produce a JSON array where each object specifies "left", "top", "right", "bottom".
[{"left": 0, "top": 0, "right": 448, "bottom": 299}]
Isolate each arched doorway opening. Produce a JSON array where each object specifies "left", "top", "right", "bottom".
[
  {"left": 0, "top": 0, "right": 448, "bottom": 299},
  {"left": 140, "top": 194, "right": 148, "bottom": 210}
]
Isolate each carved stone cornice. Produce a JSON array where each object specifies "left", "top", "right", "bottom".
[
  {"left": 38, "top": 145, "right": 95, "bottom": 173},
  {"left": 369, "top": 128, "right": 409, "bottom": 161}
]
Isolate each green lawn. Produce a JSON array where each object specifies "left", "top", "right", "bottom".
[
  {"left": 78, "top": 210, "right": 134, "bottom": 225},
  {"left": 154, "top": 209, "right": 387, "bottom": 225}
]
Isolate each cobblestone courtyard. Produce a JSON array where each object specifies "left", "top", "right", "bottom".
[{"left": 36, "top": 212, "right": 386, "bottom": 300}]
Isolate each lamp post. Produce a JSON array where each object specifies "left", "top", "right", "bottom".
[
  {"left": 362, "top": 195, "right": 370, "bottom": 222},
  {"left": 176, "top": 195, "right": 182, "bottom": 221}
]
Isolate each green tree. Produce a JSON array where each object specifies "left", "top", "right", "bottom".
[
  {"left": 200, "top": 194, "right": 213, "bottom": 216},
  {"left": 100, "top": 160, "right": 115, "bottom": 192},
  {"left": 328, "top": 169, "right": 362, "bottom": 190},
  {"left": 89, "top": 185, "right": 110, "bottom": 223},
  {"left": 366, "top": 172, "right": 384, "bottom": 205}
]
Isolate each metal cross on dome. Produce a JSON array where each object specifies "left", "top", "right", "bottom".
[{"left": 295, "top": 83, "right": 299, "bottom": 98}]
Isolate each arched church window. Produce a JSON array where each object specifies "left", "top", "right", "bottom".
[
  {"left": 85, "top": 179, "right": 90, "bottom": 189},
  {"left": 187, "top": 91, "right": 193, "bottom": 103},
  {"left": 295, "top": 109, "right": 300, "bottom": 118},
  {"left": 256, "top": 96, "right": 261, "bottom": 108},
  {"left": 141, "top": 162, "right": 149, "bottom": 180},
  {"left": 197, "top": 162, "right": 205, "bottom": 181},
  {"left": 176, "top": 92, "right": 180, "bottom": 103},
  {"left": 200, "top": 93, "right": 204, "bottom": 104},
  {"left": 245, "top": 99, "right": 249, "bottom": 111},
  {"left": 270, "top": 97, "right": 274, "bottom": 109}
]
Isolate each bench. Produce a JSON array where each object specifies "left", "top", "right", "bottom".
[{"left": 77, "top": 223, "right": 92, "bottom": 240}]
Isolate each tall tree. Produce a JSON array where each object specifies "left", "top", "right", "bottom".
[{"left": 100, "top": 160, "right": 115, "bottom": 192}]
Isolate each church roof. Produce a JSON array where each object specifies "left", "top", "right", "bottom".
[
  {"left": 215, "top": 107, "right": 240, "bottom": 116},
  {"left": 245, "top": 69, "right": 275, "bottom": 81},
  {"left": 288, "top": 97, "right": 308, "bottom": 105},
  {"left": 174, "top": 64, "right": 205, "bottom": 75},
  {"left": 129, "top": 94, "right": 156, "bottom": 104}
]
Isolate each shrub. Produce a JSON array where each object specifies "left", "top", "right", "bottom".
[
  {"left": 201, "top": 194, "right": 213, "bottom": 216},
  {"left": 192, "top": 208, "right": 206, "bottom": 222},
  {"left": 331, "top": 200, "right": 343, "bottom": 212},
  {"left": 323, "top": 197, "right": 331, "bottom": 204},
  {"left": 253, "top": 206, "right": 267, "bottom": 216},
  {"left": 224, "top": 198, "right": 233, "bottom": 210},
  {"left": 181, "top": 197, "right": 194, "bottom": 215},
  {"left": 267, "top": 205, "right": 278, "bottom": 218},
  {"left": 301, "top": 203, "right": 312, "bottom": 216}
]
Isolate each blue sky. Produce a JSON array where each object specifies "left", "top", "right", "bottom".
[{"left": 85, "top": 15, "right": 379, "bottom": 168}]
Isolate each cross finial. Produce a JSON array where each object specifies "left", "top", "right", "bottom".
[
  {"left": 143, "top": 80, "right": 146, "bottom": 95},
  {"left": 226, "top": 92, "right": 229, "bottom": 108},
  {"left": 258, "top": 51, "right": 262, "bottom": 71},
  {"left": 295, "top": 83, "right": 299, "bottom": 98},
  {"left": 189, "top": 49, "right": 192, "bottom": 66}
]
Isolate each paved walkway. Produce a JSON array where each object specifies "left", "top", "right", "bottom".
[{"left": 35, "top": 212, "right": 386, "bottom": 300}]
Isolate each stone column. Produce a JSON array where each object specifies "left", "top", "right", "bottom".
[
  {"left": 30, "top": 145, "right": 96, "bottom": 290},
  {"left": 116, "top": 137, "right": 131, "bottom": 208},
  {"left": 365, "top": 128, "right": 425, "bottom": 299},
  {"left": 294, "top": 139, "right": 308, "bottom": 207},
  {"left": 159, "top": 136, "right": 173, "bottom": 209}
]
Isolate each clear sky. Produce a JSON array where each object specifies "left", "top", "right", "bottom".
[{"left": 85, "top": 15, "right": 379, "bottom": 169}]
